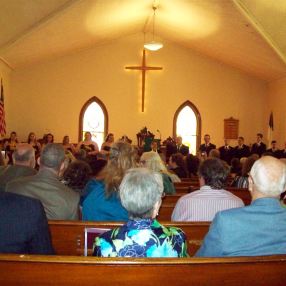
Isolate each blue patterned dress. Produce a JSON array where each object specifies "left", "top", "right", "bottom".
[{"left": 93, "top": 219, "right": 187, "bottom": 257}]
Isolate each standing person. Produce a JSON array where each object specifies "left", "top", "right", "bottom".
[
  {"left": 0, "top": 192, "right": 54, "bottom": 255},
  {"left": 171, "top": 158, "right": 244, "bottom": 222},
  {"left": 176, "top": 136, "right": 189, "bottom": 156},
  {"left": 219, "top": 139, "right": 234, "bottom": 165},
  {"left": 0, "top": 143, "right": 37, "bottom": 192},
  {"left": 82, "top": 141, "right": 137, "bottom": 221},
  {"left": 266, "top": 140, "right": 280, "bottom": 158},
  {"left": 93, "top": 168, "right": 187, "bottom": 258},
  {"left": 233, "top": 136, "right": 250, "bottom": 160},
  {"left": 251, "top": 133, "right": 266, "bottom": 157},
  {"left": 101, "top": 133, "right": 114, "bottom": 152},
  {"left": 199, "top": 134, "right": 216, "bottom": 157},
  {"left": 196, "top": 156, "right": 286, "bottom": 257},
  {"left": 7, "top": 143, "right": 80, "bottom": 220},
  {"left": 62, "top": 135, "right": 76, "bottom": 154}
]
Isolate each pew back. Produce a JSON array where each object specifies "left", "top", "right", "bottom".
[
  {"left": 1, "top": 254, "right": 286, "bottom": 286},
  {"left": 48, "top": 221, "right": 210, "bottom": 256}
]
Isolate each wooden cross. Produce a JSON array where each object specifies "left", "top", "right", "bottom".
[{"left": 125, "top": 50, "right": 162, "bottom": 112}]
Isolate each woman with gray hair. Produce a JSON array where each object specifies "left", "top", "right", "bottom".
[{"left": 93, "top": 168, "right": 187, "bottom": 257}]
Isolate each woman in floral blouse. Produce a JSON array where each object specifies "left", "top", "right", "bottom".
[{"left": 93, "top": 168, "right": 187, "bottom": 257}]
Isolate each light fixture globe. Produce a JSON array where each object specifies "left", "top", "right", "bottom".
[
  {"left": 144, "top": 41, "right": 163, "bottom": 51},
  {"left": 144, "top": 5, "right": 163, "bottom": 51}
]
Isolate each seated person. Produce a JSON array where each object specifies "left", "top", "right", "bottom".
[
  {"left": 168, "top": 153, "right": 187, "bottom": 178},
  {"left": 231, "top": 155, "right": 258, "bottom": 188},
  {"left": 0, "top": 192, "right": 54, "bottom": 254},
  {"left": 62, "top": 135, "right": 76, "bottom": 154},
  {"left": 27, "top": 132, "right": 41, "bottom": 159},
  {"left": 266, "top": 140, "right": 280, "bottom": 158},
  {"left": 0, "top": 143, "right": 37, "bottom": 192},
  {"left": 172, "top": 158, "right": 244, "bottom": 221},
  {"left": 140, "top": 151, "right": 176, "bottom": 193},
  {"left": 93, "top": 168, "right": 187, "bottom": 257},
  {"left": 82, "top": 142, "right": 136, "bottom": 221},
  {"left": 76, "top": 131, "right": 99, "bottom": 157},
  {"left": 196, "top": 156, "right": 286, "bottom": 257},
  {"left": 7, "top": 143, "right": 80, "bottom": 220},
  {"left": 3, "top": 131, "right": 18, "bottom": 164}
]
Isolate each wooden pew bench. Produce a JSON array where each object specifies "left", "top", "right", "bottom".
[
  {"left": 48, "top": 220, "right": 210, "bottom": 256},
  {"left": 1, "top": 254, "right": 286, "bottom": 286}
]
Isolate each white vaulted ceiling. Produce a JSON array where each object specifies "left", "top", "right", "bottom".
[{"left": 1, "top": 0, "right": 286, "bottom": 82}]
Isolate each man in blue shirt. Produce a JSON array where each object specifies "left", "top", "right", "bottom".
[{"left": 196, "top": 156, "right": 286, "bottom": 257}]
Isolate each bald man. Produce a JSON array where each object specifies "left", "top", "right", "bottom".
[
  {"left": 196, "top": 156, "right": 286, "bottom": 257},
  {"left": 0, "top": 143, "right": 37, "bottom": 192}
]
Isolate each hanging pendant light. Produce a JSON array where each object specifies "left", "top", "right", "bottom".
[{"left": 144, "top": 5, "right": 163, "bottom": 51}]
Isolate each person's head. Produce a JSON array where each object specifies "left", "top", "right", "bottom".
[
  {"left": 249, "top": 156, "right": 286, "bottom": 198},
  {"left": 209, "top": 149, "right": 220, "bottom": 159},
  {"left": 198, "top": 158, "right": 229, "bottom": 189},
  {"left": 271, "top": 140, "right": 277, "bottom": 149},
  {"left": 39, "top": 143, "right": 65, "bottom": 173},
  {"left": 63, "top": 160, "right": 92, "bottom": 190},
  {"left": 89, "top": 159, "right": 107, "bottom": 179},
  {"left": 140, "top": 151, "right": 167, "bottom": 173},
  {"left": 44, "top": 133, "right": 54, "bottom": 144},
  {"left": 27, "top": 132, "right": 36, "bottom": 144},
  {"left": 84, "top": 131, "right": 92, "bottom": 141},
  {"left": 12, "top": 143, "right": 35, "bottom": 168},
  {"left": 169, "top": 153, "right": 185, "bottom": 169},
  {"left": 62, "top": 135, "right": 70, "bottom": 145},
  {"left": 105, "top": 141, "right": 137, "bottom": 196},
  {"left": 238, "top": 136, "right": 244, "bottom": 146},
  {"left": 241, "top": 156, "right": 258, "bottom": 177},
  {"left": 10, "top": 131, "right": 17, "bottom": 141},
  {"left": 176, "top": 136, "right": 182, "bottom": 145},
  {"left": 256, "top": 133, "right": 263, "bottom": 143},
  {"left": 105, "top": 133, "right": 114, "bottom": 143},
  {"left": 120, "top": 168, "right": 164, "bottom": 220},
  {"left": 204, "top": 134, "right": 210, "bottom": 144},
  {"left": 151, "top": 140, "right": 158, "bottom": 152}
]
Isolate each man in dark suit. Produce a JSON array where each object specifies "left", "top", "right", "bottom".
[
  {"left": 0, "top": 192, "right": 54, "bottom": 254},
  {"left": 199, "top": 134, "right": 216, "bottom": 157},
  {"left": 251, "top": 133, "right": 266, "bottom": 157},
  {"left": 279, "top": 142, "right": 286, "bottom": 158},
  {"left": 196, "top": 156, "right": 286, "bottom": 257},
  {"left": 233, "top": 136, "right": 250, "bottom": 159},
  {"left": 266, "top": 140, "right": 280, "bottom": 158},
  {"left": 218, "top": 139, "right": 234, "bottom": 165},
  {"left": 176, "top": 136, "right": 189, "bottom": 156}
]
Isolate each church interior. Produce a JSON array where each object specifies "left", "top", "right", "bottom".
[{"left": 1, "top": 0, "right": 286, "bottom": 148}]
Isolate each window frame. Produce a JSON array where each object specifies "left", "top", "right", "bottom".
[
  {"left": 78, "top": 96, "right": 108, "bottom": 142},
  {"left": 173, "top": 100, "right": 201, "bottom": 154}
]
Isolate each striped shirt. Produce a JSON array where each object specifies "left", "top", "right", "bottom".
[{"left": 171, "top": 185, "right": 244, "bottom": 222}]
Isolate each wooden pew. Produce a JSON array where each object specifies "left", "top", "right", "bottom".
[
  {"left": 48, "top": 220, "right": 210, "bottom": 257},
  {"left": 1, "top": 254, "right": 286, "bottom": 286}
]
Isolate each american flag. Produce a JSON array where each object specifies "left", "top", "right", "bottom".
[{"left": 0, "top": 78, "right": 6, "bottom": 136}]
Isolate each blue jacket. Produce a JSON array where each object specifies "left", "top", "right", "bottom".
[
  {"left": 196, "top": 198, "right": 286, "bottom": 257},
  {"left": 82, "top": 179, "right": 128, "bottom": 222}
]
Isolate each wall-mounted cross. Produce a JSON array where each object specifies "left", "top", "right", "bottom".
[{"left": 125, "top": 50, "right": 163, "bottom": 112}]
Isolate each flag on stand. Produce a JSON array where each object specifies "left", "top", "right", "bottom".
[
  {"left": 0, "top": 78, "right": 6, "bottom": 137},
  {"left": 267, "top": 111, "right": 274, "bottom": 148}
]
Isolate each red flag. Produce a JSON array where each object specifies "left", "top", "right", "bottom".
[{"left": 0, "top": 78, "right": 6, "bottom": 136}]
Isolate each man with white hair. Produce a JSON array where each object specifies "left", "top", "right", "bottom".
[
  {"left": 196, "top": 156, "right": 286, "bottom": 257},
  {"left": 0, "top": 143, "right": 37, "bottom": 192}
]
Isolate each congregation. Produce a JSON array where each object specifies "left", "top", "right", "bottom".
[{"left": 0, "top": 130, "right": 286, "bottom": 258}]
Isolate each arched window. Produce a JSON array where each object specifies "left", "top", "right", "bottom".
[
  {"left": 79, "top": 97, "right": 108, "bottom": 148},
  {"left": 173, "top": 101, "right": 201, "bottom": 155}
]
